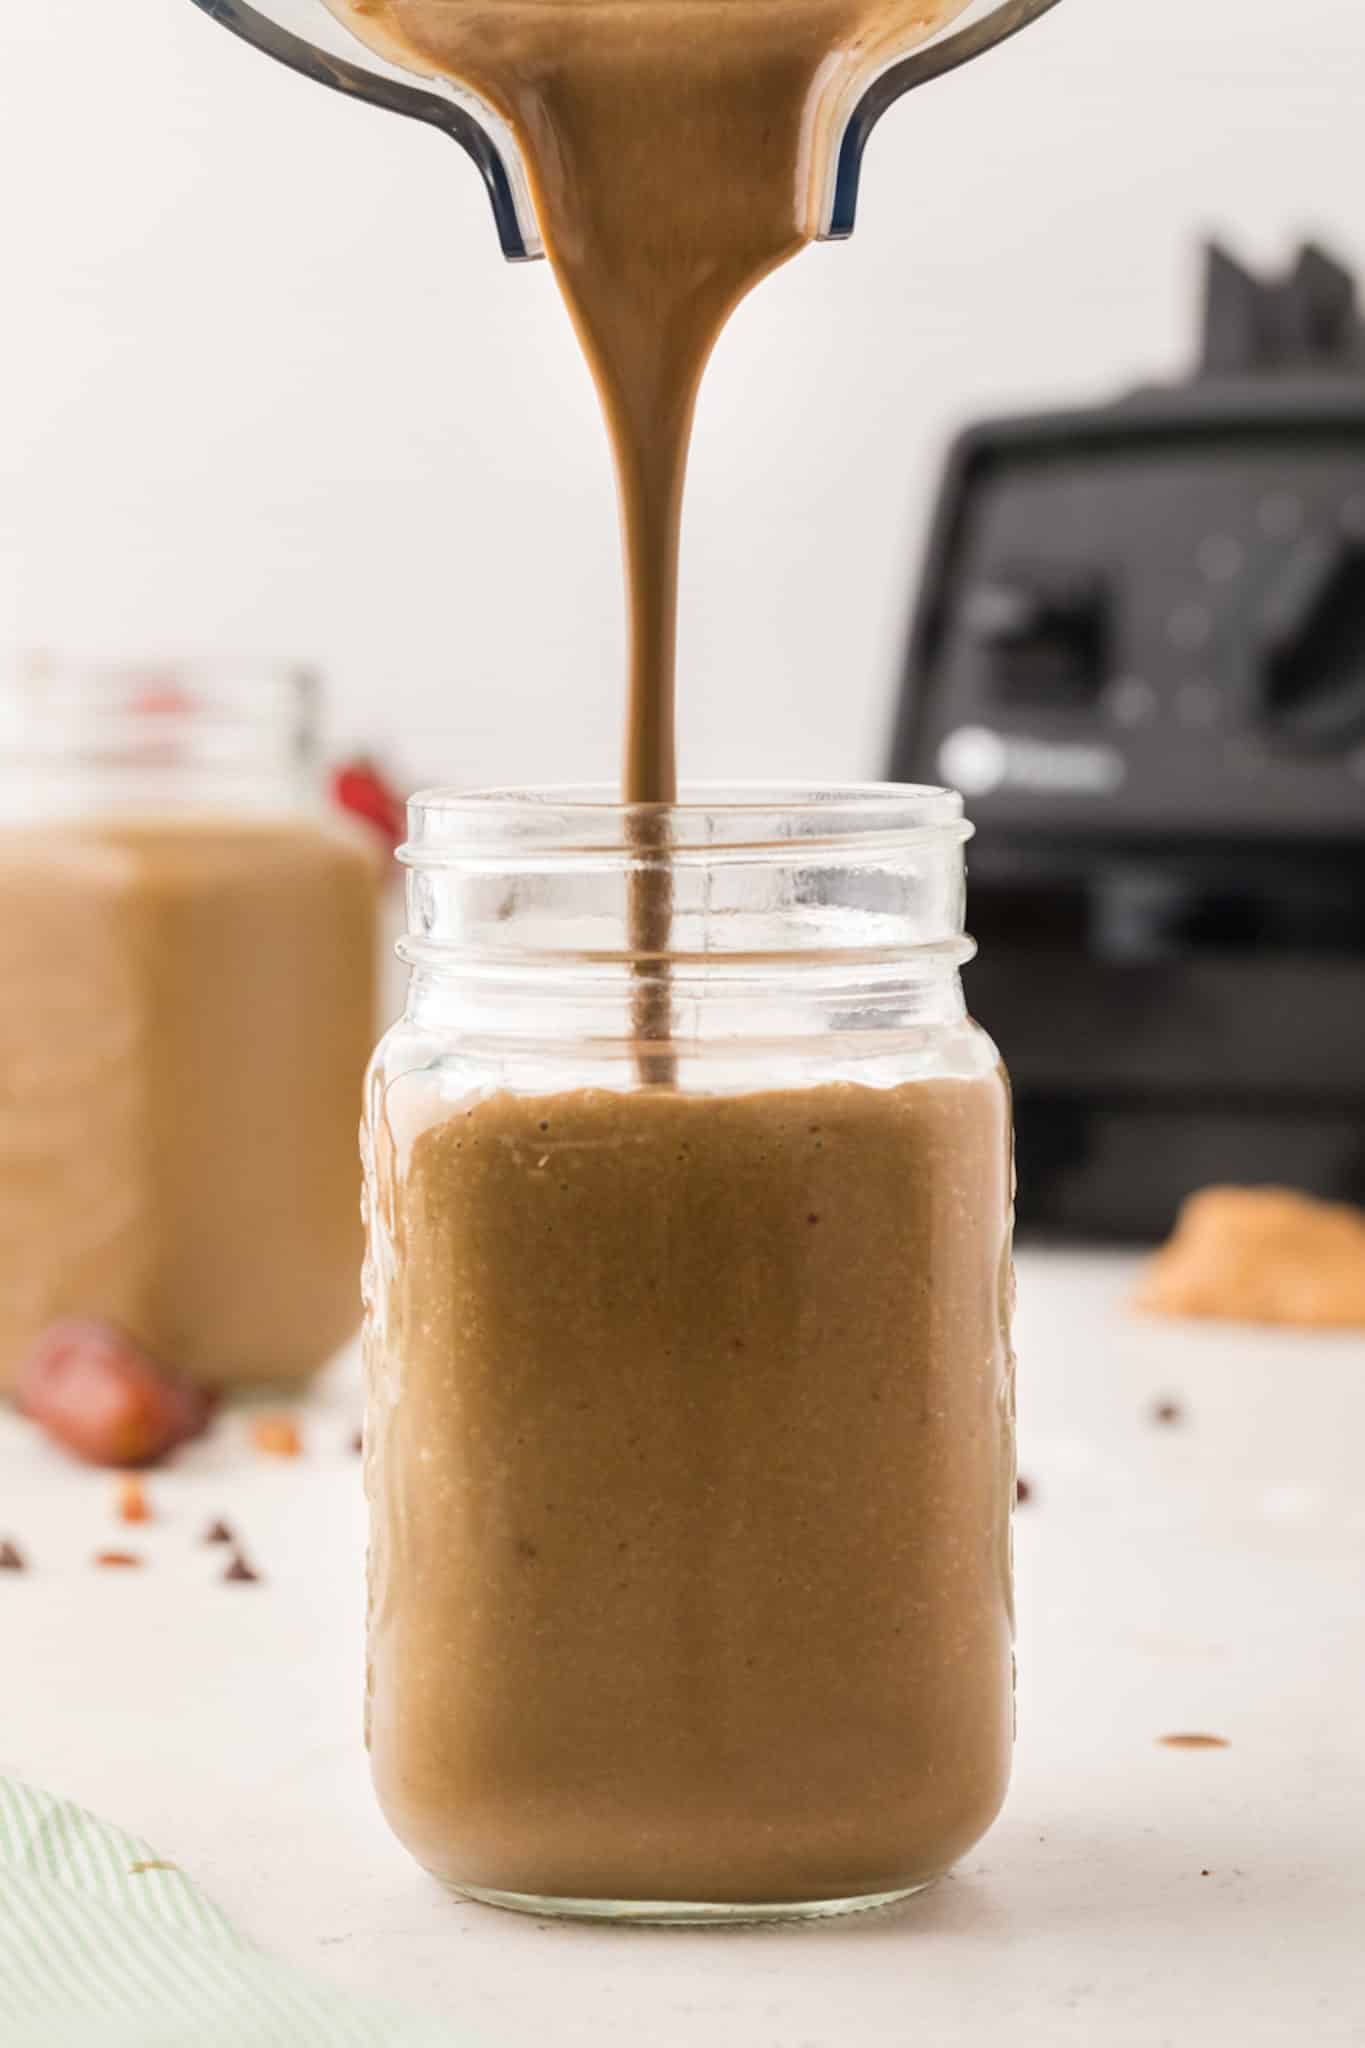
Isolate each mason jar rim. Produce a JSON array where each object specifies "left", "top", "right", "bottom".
[{"left": 401, "top": 782, "right": 971, "bottom": 867}]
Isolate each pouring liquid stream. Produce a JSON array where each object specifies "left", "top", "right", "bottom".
[{"left": 326, "top": 0, "right": 969, "bottom": 1074}]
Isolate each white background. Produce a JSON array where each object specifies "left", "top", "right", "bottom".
[{"left": 1, "top": 0, "right": 1363, "bottom": 786}]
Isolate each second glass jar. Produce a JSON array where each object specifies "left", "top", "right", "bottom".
[{"left": 0, "top": 658, "right": 379, "bottom": 1391}]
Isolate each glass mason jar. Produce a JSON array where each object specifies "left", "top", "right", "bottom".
[
  {"left": 362, "top": 784, "right": 1015, "bottom": 1922},
  {"left": 0, "top": 657, "right": 379, "bottom": 1391}
]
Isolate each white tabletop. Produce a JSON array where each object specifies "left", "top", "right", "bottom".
[{"left": 4, "top": 1250, "right": 1364, "bottom": 2046}]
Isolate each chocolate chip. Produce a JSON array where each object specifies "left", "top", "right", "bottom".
[
  {"left": 223, "top": 1553, "right": 260, "bottom": 1584},
  {"left": 0, "top": 1539, "right": 26, "bottom": 1572},
  {"left": 1015, "top": 1477, "right": 1033, "bottom": 1505},
  {"left": 1152, "top": 1400, "right": 1184, "bottom": 1426},
  {"left": 204, "top": 1519, "right": 234, "bottom": 1546},
  {"left": 807, "top": 1213, "right": 820, "bottom": 1225},
  {"left": 350, "top": 1430, "right": 364, "bottom": 1456}
]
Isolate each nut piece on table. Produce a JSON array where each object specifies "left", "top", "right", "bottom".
[
  {"left": 14, "top": 1321, "right": 214, "bottom": 1468},
  {"left": 1137, "top": 1186, "right": 1365, "bottom": 1329},
  {"left": 252, "top": 1415, "right": 302, "bottom": 1460},
  {"left": 117, "top": 1476, "right": 153, "bottom": 1524}
]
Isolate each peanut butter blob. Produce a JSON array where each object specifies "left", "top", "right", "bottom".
[{"left": 1140, "top": 1186, "right": 1365, "bottom": 1330}]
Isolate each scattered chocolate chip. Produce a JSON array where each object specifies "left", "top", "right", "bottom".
[
  {"left": 350, "top": 1430, "right": 364, "bottom": 1456},
  {"left": 0, "top": 1539, "right": 26, "bottom": 1572},
  {"left": 95, "top": 1550, "right": 143, "bottom": 1569},
  {"left": 1152, "top": 1400, "right": 1184, "bottom": 1426},
  {"left": 204, "top": 1519, "right": 234, "bottom": 1546},
  {"left": 117, "top": 1476, "right": 152, "bottom": 1525},
  {"left": 807, "top": 1213, "right": 821, "bottom": 1225},
  {"left": 1158, "top": 1733, "right": 1229, "bottom": 1750},
  {"left": 1015, "top": 1477, "right": 1033, "bottom": 1505},
  {"left": 223, "top": 1553, "right": 260, "bottom": 1584},
  {"left": 1200, "top": 1869, "right": 1211, "bottom": 1877}
]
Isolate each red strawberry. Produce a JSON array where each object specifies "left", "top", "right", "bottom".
[{"left": 331, "top": 758, "right": 406, "bottom": 854}]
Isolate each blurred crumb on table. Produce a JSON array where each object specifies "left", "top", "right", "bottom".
[
  {"left": 251, "top": 1415, "right": 303, "bottom": 1460},
  {"left": 1137, "top": 1186, "right": 1365, "bottom": 1329}
]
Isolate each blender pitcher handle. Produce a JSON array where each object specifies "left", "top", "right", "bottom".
[
  {"left": 822, "top": 0, "right": 1066, "bottom": 240},
  {"left": 186, "top": 0, "right": 541, "bottom": 261}
]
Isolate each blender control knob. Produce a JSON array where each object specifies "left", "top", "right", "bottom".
[{"left": 961, "top": 575, "right": 1108, "bottom": 707}]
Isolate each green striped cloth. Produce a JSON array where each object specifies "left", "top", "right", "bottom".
[{"left": 0, "top": 1776, "right": 470, "bottom": 2047}]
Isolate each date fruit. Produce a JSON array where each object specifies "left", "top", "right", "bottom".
[{"left": 15, "top": 1320, "right": 213, "bottom": 1467}]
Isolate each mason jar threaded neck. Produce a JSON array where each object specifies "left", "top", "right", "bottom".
[
  {"left": 0, "top": 656, "right": 321, "bottom": 819},
  {"left": 396, "top": 785, "right": 976, "bottom": 1057}
]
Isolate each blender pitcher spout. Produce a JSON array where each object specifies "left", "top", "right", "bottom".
[
  {"left": 821, "top": 0, "right": 1066, "bottom": 240},
  {"left": 185, "top": 0, "right": 542, "bottom": 260}
]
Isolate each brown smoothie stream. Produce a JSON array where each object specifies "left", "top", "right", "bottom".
[
  {"left": 327, "top": 0, "right": 966, "bottom": 804},
  {"left": 327, "top": 0, "right": 966, "bottom": 1066}
]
